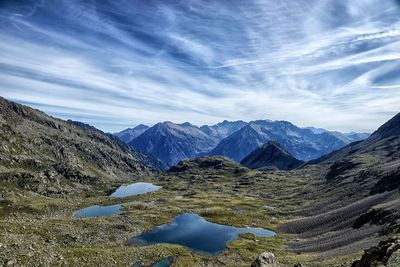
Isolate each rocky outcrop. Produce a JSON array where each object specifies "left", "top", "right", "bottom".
[
  {"left": 351, "top": 237, "right": 400, "bottom": 267},
  {"left": 251, "top": 252, "right": 279, "bottom": 267}
]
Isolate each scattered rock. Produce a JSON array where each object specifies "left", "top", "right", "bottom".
[
  {"left": 251, "top": 252, "right": 279, "bottom": 267},
  {"left": 6, "top": 260, "right": 16, "bottom": 266}
]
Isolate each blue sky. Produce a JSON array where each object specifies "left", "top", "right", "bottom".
[{"left": 0, "top": 0, "right": 399, "bottom": 132}]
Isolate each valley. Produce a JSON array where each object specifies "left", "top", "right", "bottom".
[
  {"left": 2, "top": 0, "right": 400, "bottom": 266},
  {"left": 1, "top": 98, "right": 400, "bottom": 266}
]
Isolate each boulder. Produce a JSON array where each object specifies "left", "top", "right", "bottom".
[{"left": 251, "top": 252, "right": 279, "bottom": 267}]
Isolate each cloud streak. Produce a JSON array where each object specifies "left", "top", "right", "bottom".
[{"left": 0, "top": 0, "right": 399, "bottom": 132}]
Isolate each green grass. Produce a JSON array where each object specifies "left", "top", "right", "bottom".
[{"left": 0, "top": 159, "right": 367, "bottom": 266}]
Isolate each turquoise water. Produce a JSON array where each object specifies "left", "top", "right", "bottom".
[{"left": 130, "top": 213, "right": 275, "bottom": 255}]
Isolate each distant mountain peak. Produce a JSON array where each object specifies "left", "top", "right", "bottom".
[
  {"left": 134, "top": 124, "right": 149, "bottom": 130},
  {"left": 129, "top": 120, "right": 218, "bottom": 166},
  {"left": 241, "top": 141, "right": 304, "bottom": 170},
  {"left": 180, "top": 122, "right": 195, "bottom": 127},
  {"left": 114, "top": 124, "right": 150, "bottom": 143}
]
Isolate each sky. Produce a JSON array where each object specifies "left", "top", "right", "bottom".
[{"left": 0, "top": 0, "right": 400, "bottom": 133}]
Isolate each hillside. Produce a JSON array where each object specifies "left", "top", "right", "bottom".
[
  {"left": 278, "top": 112, "right": 400, "bottom": 266},
  {"left": 240, "top": 141, "right": 304, "bottom": 170},
  {"left": 0, "top": 97, "right": 149, "bottom": 196}
]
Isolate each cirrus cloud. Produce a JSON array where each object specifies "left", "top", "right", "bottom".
[{"left": 0, "top": 0, "right": 399, "bottom": 132}]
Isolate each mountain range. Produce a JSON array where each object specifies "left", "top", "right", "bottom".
[{"left": 117, "top": 120, "right": 369, "bottom": 166}]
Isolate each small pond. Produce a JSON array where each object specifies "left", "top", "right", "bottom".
[
  {"left": 129, "top": 213, "right": 275, "bottom": 255},
  {"left": 73, "top": 201, "right": 155, "bottom": 218},
  {"left": 110, "top": 182, "right": 161, "bottom": 198}
]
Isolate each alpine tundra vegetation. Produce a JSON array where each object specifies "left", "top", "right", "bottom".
[{"left": 1, "top": 0, "right": 400, "bottom": 266}]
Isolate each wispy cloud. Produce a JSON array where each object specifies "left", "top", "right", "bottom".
[{"left": 0, "top": 0, "right": 399, "bottom": 132}]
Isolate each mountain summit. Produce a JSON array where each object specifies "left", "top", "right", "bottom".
[
  {"left": 241, "top": 141, "right": 304, "bottom": 170},
  {"left": 114, "top": 124, "right": 149, "bottom": 143},
  {"left": 129, "top": 122, "right": 218, "bottom": 166}
]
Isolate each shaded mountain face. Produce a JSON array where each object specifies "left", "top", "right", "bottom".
[
  {"left": 208, "top": 124, "right": 273, "bottom": 162},
  {"left": 207, "top": 121, "right": 366, "bottom": 162},
  {"left": 240, "top": 141, "right": 304, "bottom": 170},
  {"left": 0, "top": 97, "right": 150, "bottom": 196},
  {"left": 114, "top": 124, "right": 149, "bottom": 143},
  {"left": 129, "top": 122, "right": 218, "bottom": 166}
]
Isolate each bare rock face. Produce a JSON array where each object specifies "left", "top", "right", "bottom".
[
  {"left": 251, "top": 252, "right": 279, "bottom": 267},
  {"left": 351, "top": 237, "right": 400, "bottom": 267}
]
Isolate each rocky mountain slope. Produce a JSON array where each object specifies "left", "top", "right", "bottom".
[
  {"left": 129, "top": 122, "right": 218, "bottom": 166},
  {"left": 240, "top": 141, "right": 304, "bottom": 170},
  {"left": 114, "top": 124, "right": 149, "bottom": 143},
  {"left": 208, "top": 124, "right": 275, "bottom": 162},
  {"left": 0, "top": 97, "right": 150, "bottom": 196},
  {"left": 278, "top": 112, "right": 400, "bottom": 265},
  {"left": 207, "top": 120, "right": 363, "bottom": 162},
  {"left": 307, "top": 112, "right": 400, "bottom": 201}
]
